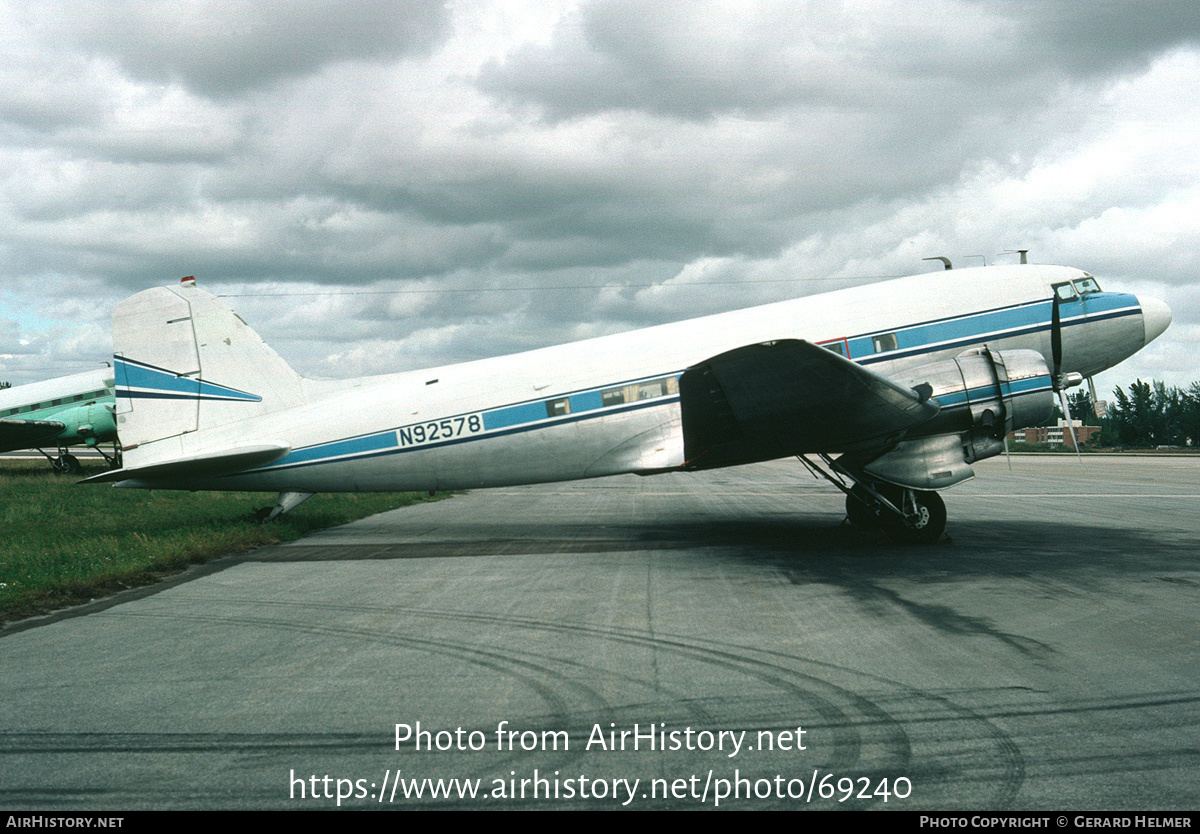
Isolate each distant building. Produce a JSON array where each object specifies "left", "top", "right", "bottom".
[{"left": 1009, "top": 419, "right": 1101, "bottom": 450}]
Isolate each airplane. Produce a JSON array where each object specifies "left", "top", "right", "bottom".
[
  {"left": 83, "top": 265, "right": 1171, "bottom": 543},
  {"left": 0, "top": 367, "right": 119, "bottom": 473}
]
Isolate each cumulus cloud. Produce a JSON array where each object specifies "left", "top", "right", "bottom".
[
  {"left": 34, "top": 0, "right": 451, "bottom": 96},
  {"left": 0, "top": 0, "right": 1197, "bottom": 388}
]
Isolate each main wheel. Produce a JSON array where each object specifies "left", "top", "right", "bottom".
[
  {"left": 54, "top": 453, "right": 82, "bottom": 475},
  {"left": 881, "top": 489, "right": 946, "bottom": 545},
  {"left": 845, "top": 483, "right": 878, "bottom": 528}
]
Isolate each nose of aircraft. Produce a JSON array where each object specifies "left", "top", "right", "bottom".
[{"left": 1140, "top": 296, "right": 1172, "bottom": 345}]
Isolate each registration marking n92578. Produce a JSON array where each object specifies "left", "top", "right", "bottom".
[{"left": 395, "top": 414, "right": 484, "bottom": 448}]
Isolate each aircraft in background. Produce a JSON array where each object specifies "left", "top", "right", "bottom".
[
  {"left": 84, "top": 265, "right": 1170, "bottom": 542},
  {"left": 0, "top": 368, "right": 118, "bottom": 473}
]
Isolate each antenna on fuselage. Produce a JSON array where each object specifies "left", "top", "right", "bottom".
[
  {"left": 1001, "top": 249, "right": 1030, "bottom": 264},
  {"left": 922, "top": 256, "right": 952, "bottom": 270}
]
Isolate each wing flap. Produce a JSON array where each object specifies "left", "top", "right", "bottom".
[
  {"left": 679, "top": 339, "right": 939, "bottom": 468},
  {"left": 79, "top": 443, "right": 290, "bottom": 485}
]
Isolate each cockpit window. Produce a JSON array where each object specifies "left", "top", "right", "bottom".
[
  {"left": 1053, "top": 282, "right": 1077, "bottom": 301},
  {"left": 1074, "top": 275, "right": 1102, "bottom": 294}
]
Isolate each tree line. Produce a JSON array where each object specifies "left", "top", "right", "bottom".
[{"left": 1062, "top": 380, "right": 1200, "bottom": 449}]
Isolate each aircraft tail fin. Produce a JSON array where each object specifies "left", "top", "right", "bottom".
[{"left": 112, "top": 278, "right": 306, "bottom": 462}]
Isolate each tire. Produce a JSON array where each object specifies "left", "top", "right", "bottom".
[
  {"left": 845, "top": 484, "right": 878, "bottom": 528},
  {"left": 881, "top": 489, "right": 946, "bottom": 545},
  {"left": 54, "top": 454, "right": 82, "bottom": 475}
]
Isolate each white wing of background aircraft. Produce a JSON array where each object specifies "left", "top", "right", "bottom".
[
  {"left": 84, "top": 266, "right": 1171, "bottom": 542},
  {"left": 0, "top": 368, "right": 118, "bottom": 473}
]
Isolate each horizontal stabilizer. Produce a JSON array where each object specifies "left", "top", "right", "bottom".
[
  {"left": 680, "top": 339, "right": 939, "bottom": 467},
  {"left": 79, "top": 443, "right": 290, "bottom": 484},
  {"left": 0, "top": 419, "right": 66, "bottom": 452}
]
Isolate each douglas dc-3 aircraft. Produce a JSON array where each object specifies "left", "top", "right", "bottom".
[
  {"left": 84, "top": 265, "right": 1171, "bottom": 543},
  {"left": 0, "top": 368, "right": 118, "bottom": 473}
]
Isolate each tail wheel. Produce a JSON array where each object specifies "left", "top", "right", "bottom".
[{"left": 881, "top": 489, "right": 946, "bottom": 545}]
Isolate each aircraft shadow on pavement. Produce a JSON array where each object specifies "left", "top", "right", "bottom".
[{"left": 249, "top": 513, "right": 1195, "bottom": 584}]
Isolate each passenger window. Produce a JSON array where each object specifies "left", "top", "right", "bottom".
[
  {"left": 545, "top": 398, "right": 570, "bottom": 417},
  {"left": 872, "top": 333, "right": 897, "bottom": 353},
  {"left": 819, "top": 339, "right": 847, "bottom": 357},
  {"left": 638, "top": 380, "right": 667, "bottom": 399},
  {"left": 601, "top": 388, "right": 625, "bottom": 407}
]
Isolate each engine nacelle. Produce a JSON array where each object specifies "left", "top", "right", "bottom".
[
  {"left": 58, "top": 402, "right": 118, "bottom": 446},
  {"left": 854, "top": 349, "right": 1055, "bottom": 490},
  {"left": 894, "top": 348, "right": 1055, "bottom": 438}
]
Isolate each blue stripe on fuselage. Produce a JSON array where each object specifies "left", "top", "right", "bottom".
[
  {"left": 246, "top": 396, "right": 677, "bottom": 475},
  {"left": 856, "top": 293, "right": 1138, "bottom": 364}
]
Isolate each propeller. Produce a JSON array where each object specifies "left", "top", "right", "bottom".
[
  {"left": 1051, "top": 291, "right": 1062, "bottom": 376},
  {"left": 1050, "top": 292, "right": 1084, "bottom": 465},
  {"left": 1088, "top": 376, "right": 1107, "bottom": 419}
]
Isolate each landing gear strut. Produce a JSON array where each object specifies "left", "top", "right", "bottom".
[{"left": 95, "top": 444, "right": 122, "bottom": 470}]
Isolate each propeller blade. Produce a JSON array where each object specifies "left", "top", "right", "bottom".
[
  {"left": 1051, "top": 291, "right": 1063, "bottom": 382},
  {"left": 1087, "top": 376, "right": 1106, "bottom": 419},
  {"left": 1058, "top": 388, "right": 1084, "bottom": 467},
  {"left": 1051, "top": 292, "right": 1082, "bottom": 466}
]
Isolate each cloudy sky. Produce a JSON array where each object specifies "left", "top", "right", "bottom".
[{"left": 1, "top": 0, "right": 1197, "bottom": 399}]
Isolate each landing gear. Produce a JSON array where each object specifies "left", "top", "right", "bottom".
[
  {"left": 878, "top": 488, "right": 946, "bottom": 545},
  {"left": 54, "top": 453, "right": 81, "bottom": 475},
  {"left": 845, "top": 483, "right": 877, "bottom": 529},
  {"left": 39, "top": 448, "right": 82, "bottom": 474},
  {"left": 95, "top": 444, "right": 122, "bottom": 470},
  {"left": 36, "top": 443, "right": 120, "bottom": 475},
  {"left": 799, "top": 455, "right": 948, "bottom": 544},
  {"left": 847, "top": 481, "right": 946, "bottom": 543},
  {"left": 256, "top": 491, "right": 315, "bottom": 523}
]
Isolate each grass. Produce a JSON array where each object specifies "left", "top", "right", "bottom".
[{"left": 0, "top": 460, "right": 450, "bottom": 625}]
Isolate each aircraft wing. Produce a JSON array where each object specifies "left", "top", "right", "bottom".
[
  {"left": 679, "top": 339, "right": 939, "bottom": 468},
  {"left": 0, "top": 418, "right": 66, "bottom": 453}
]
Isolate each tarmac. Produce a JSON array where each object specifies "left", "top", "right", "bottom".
[{"left": 1, "top": 454, "right": 1197, "bottom": 810}]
